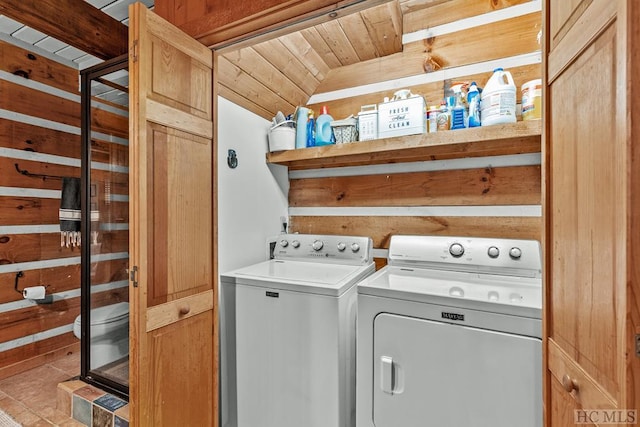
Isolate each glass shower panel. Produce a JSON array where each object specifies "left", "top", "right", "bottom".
[{"left": 81, "top": 56, "right": 129, "bottom": 397}]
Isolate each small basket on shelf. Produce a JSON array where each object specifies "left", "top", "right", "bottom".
[
  {"left": 330, "top": 116, "right": 358, "bottom": 143},
  {"left": 267, "top": 120, "right": 296, "bottom": 152}
]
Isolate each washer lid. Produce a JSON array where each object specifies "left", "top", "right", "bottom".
[
  {"left": 358, "top": 266, "right": 541, "bottom": 319},
  {"left": 225, "top": 259, "right": 374, "bottom": 296}
]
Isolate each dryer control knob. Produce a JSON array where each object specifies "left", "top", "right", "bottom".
[
  {"left": 280, "top": 240, "right": 289, "bottom": 248},
  {"left": 337, "top": 242, "right": 346, "bottom": 251},
  {"left": 351, "top": 243, "right": 360, "bottom": 253},
  {"left": 487, "top": 246, "right": 500, "bottom": 258},
  {"left": 449, "top": 243, "right": 464, "bottom": 257},
  {"left": 291, "top": 240, "right": 300, "bottom": 248},
  {"left": 312, "top": 240, "right": 324, "bottom": 251},
  {"left": 509, "top": 247, "right": 522, "bottom": 259}
]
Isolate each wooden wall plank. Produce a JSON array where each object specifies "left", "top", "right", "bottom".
[
  {"left": 0, "top": 197, "right": 60, "bottom": 225},
  {"left": 315, "top": 21, "right": 360, "bottom": 66},
  {"left": 290, "top": 215, "right": 542, "bottom": 246},
  {"left": 0, "top": 120, "right": 127, "bottom": 166},
  {"left": 1, "top": 157, "right": 128, "bottom": 193},
  {"left": 0, "top": 338, "right": 79, "bottom": 380},
  {"left": 0, "top": 289, "right": 128, "bottom": 344},
  {"left": 403, "top": 0, "right": 531, "bottom": 33},
  {"left": 360, "top": 1, "right": 403, "bottom": 57},
  {"left": 0, "top": 80, "right": 79, "bottom": 127},
  {"left": 253, "top": 39, "right": 321, "bottom": 96},
  {"left": 338, "top": 13, "right": 379, "bottom": 61},
  {"left": 218, "top": 56, "right": 297, "bottom": 114},
  {"left": 223, "top": 47, "right": 310, "bottom": 108},
  {"left": 0, "top": 81, "right": 128, "bottom": 139},
  {"left": 0, "top": 230, "right": 128, "bottom": 265},
  {"left": 0, "top": 259, "right": 128, "bottom": 304},
  {"left": 0, "top": 196, "right": 128, "bottom": 226},
  {"left": 317, "top": 12, "right": 542, "bottom": 93},
  {"left": 290, "top": 165, "right": 541, "bottom": 207},
  {"left": 0, "top": 0, "right": 127, "bottom": 61},
  {"left": 278, "top": 32, "right": 331, "bottom": 81},
  {"left": 0, "top": 120, "right": 80, "bottom": 160},
  {"left": 300, "top": 28, "right": 342, "bottom": 69},
  {"left": 0, "top": 40, "right": 79, "bottom": 94},
  {"left": 307, "top": 63, "right": 541, "bottom": 119}
]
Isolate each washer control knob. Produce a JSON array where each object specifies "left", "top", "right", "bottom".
[
  {"left": 280, "top": 240, "right": 288, "bottom": 248},
  {"left": 449, "top": 243, "right": 465, "bottom": 257},
  {"left": 337, "top": 242, "right": 346, "bottom": 251},
  {"left": 291, "top": 240, "right": 300, "bottom": 248},
  {"left": 487, "top": 246, "right": 500, "bottom": 258},
  {"left": 509, "top": 247, "right": 522, "bottom": 259},
  {"left": 351, "top": 243, "right": 360, "bottom": 253},
  {"left": 312, "top": 240, "right": 324, "bottom": 251}
]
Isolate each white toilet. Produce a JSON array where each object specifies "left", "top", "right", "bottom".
[{"left": 73, "top": 302, "right": 129, "bottom": 369}]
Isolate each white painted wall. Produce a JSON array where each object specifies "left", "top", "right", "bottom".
[{"left": 217, "top": 96, "right": 289, "bottom": 274}]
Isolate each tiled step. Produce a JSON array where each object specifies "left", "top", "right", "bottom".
[{"left": 57, "top": 380, "right": 129, "bottom": 427}]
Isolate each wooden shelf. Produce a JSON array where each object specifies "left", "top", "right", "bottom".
[{"left": 266, "top": 119, "right": 542, "bottom": 170}]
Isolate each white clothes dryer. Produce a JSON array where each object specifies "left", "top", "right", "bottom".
[
  {"left": 356, "top": 235, "right": 542, "bottom": 427},
  {"left": 221, "top": 234, "right": 374, "bottom": 427}
]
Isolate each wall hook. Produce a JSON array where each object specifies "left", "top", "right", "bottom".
[{"left": 227, "top": 149, "right": 238, "bottom": 169}]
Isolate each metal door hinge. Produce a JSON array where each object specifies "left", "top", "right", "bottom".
[
  {"left": 636, "top": 334, "right": 640, "bottom": 357},
  {"left": 130, "top": 266, "right": 139, "bottom": 287},
  {"left": 131, "top": 40, "right": 139, "bottom": 63}
]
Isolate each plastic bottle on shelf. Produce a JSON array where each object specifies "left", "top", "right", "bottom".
[
  {"left": 467, "top": 82, "right": 481, "bottom": 127},
  {"left": 315, "top": 105, "right": 335, "bottom": 146},
  {"left": 436, "top": 101, "right": 450, "bottom": 131},
  {"left": 295, "top": 106, "right": 310, "bottom": 149},
  {"left": 306, "top": 111, "right": 316, "bottom": 147},
  {"left": 428, "top": 106, "right": 438, "bottom": 133},
  {"left": 481, "top": 68, "right": 516, "bottom": 126}
]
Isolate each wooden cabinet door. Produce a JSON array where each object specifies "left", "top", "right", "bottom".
[
  {"left": 129, "top": 4, "right": 216, "bottom": 426},
  {"left": 545, "top": 0, "right": 639, "bottom": 424}
]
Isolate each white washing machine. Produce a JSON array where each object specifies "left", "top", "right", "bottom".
[
  {"left": 356, "top": 235, "right": 542, "bottom": 427},
  {"left": 221, "top": 234, "right": 374, "bottom": 427}
]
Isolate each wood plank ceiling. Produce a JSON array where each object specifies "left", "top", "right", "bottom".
[{"left": 218, "top": 1, "right": 406, "bottom": 121}]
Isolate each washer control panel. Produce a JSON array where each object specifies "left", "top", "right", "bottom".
[
  {"left": 388, "top": 235, "right": 542, "bottom": 277},
  {"left": 274, "top": 234, "right": 372, "bottom": 264}
]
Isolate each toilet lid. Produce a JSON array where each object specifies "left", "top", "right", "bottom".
[{"left": 81, "top": 302, "right": 129, "bottom": 326}]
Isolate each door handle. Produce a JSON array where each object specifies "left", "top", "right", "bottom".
[
  {"left": 380, "top": 355, "right": 394, "bottom": 394},
  {"left": 179, "top": 305, "right": 191, "bottom": 315}
]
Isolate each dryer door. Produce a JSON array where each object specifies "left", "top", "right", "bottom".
[{"left": 373, "top": 313, "right": 542, "bottom": 427}]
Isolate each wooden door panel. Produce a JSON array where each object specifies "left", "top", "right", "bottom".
[
  {"left": 549, "top": 19, "right": 620, "bottom": 399},
  {"left": 149, "top": 36, "right": 212, "bottom": 119},
  {"left": 145, "top": 311, "right": 214, "bottom": 426},
  {"left": 549, "top": 0, "right": 588, "bottom": 49},
  {"left": 129, "top": 4, "right": 215, "bottom": 426},
  {"left": 149, "top": 123, "right": 212, "bottom": 305}
]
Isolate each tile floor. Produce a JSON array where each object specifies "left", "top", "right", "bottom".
[{"left": 0, "top": 351, "right": 84, "bottom": 426}]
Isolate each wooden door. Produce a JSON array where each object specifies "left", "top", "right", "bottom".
[
  {"left": 129, "top": 3, "right": 216, "bottom": 426},
  {"left": 545, "top": 0, "right": 639, "bottom": 425}
]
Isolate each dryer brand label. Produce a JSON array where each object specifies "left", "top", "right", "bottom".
[
  {"left": 265, "top": 291, "right": 279, "bottom": 298},
  {"left": 441, "top": 312, "right": 464, "bottom": 321}
]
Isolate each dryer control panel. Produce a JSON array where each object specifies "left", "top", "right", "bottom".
[
  {"left": 387, "top": 235, "right": 542, "bottom": 278},
  {"left": 274, "top": 234, "right": 373, "bottom": 264}
]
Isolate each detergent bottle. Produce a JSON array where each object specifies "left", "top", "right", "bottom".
[
  {"left": 306, "top": 111, "right": 316, "bottom": 147},
  {"left": 315, "top": 105, "right": 335, "bottom": 146},
  {"left": 481, "top": 68, "right": 516, "bottom": 126},
  {"left": 467, "top": 82, "right": 481, "bottom": 127}
]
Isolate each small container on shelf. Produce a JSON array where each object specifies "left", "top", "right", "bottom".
[
  {"left": 267, "top": 120, "right": 296, "bottom": 152},
  {"left": 331, "top": 116, "right": 358, "bottom": 143},
  {"left": 358, "top": 104, "right": 378, "bottom": 141}
]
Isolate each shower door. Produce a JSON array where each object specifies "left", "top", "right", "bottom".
[{"left": 80, "top": 54, "right": 130, "bottom": 397}]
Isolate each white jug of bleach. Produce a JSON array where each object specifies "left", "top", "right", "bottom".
[{"left": 481, "top": 68, "right": 516, "bottom": 126}]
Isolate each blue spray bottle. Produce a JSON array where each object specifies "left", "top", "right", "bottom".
[
  {"left": 306, "top": 111, "right": 316, "bottom": 147},
  {"left": 467, "top": 82, "right": 481, "bottom": 127}
]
